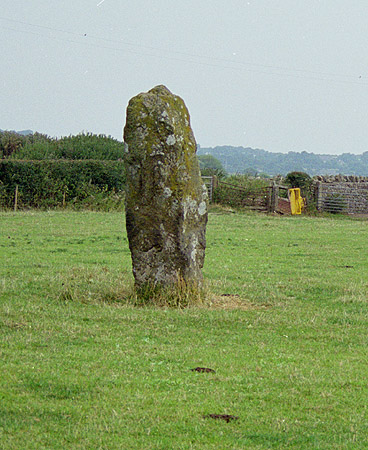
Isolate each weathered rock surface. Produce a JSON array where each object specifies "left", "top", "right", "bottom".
[{"left": 123, "top": 85, "right": 208, "bottom": 287}]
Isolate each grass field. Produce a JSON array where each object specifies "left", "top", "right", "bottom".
[{"left": 1, "top": 209, "right": 368, "bottom": 449}]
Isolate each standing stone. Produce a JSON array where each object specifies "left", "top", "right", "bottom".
[{"left": 123, "top": 85, "right": 208, "bottom": 288}]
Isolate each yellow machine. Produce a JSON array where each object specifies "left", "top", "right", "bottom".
[{"left": 288, "top": 188, "right": 304, "bottom": 215}]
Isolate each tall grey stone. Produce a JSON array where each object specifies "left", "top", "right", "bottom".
[{"left": 123, "top": 85, "right": 208, "bottom": 288}]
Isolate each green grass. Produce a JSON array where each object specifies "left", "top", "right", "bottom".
[{"left": 1, "top": 209, "right": 368, "bottom": 449}]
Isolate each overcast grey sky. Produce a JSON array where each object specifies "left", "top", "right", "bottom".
[{"left": 1, "top": 1, "right": 367, "bottom": 154}]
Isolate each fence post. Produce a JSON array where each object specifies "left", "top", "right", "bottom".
[
  {"left": 210, "top": 176, "right": 218, "bottom": 203},
  {"left": 315, "top": 181, "right": 322, "bottom": 211},
  {"left": 270, "top": 181, "right": 279, "bottom": 213},
  {"left": 212, "top": 175, "right": 218, "bottom": 190},
  {"left": 14, "top": 185, "right": 18, "bottom": 212}
]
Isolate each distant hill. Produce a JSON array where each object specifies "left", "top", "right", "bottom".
[
  {"left": 17, "top": 129, "right": 33, "bottom": 136},
  {"left": 197, "top": 145, "right": 368, "bottom": 176},
  {"left": 0, "top": 129, "right": 33, "bottom": 136}
]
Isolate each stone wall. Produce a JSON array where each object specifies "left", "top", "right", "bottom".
[
  {"left": 314, "top": 175, "right": 368, "bottom": 183},
  {"left": 315, "top": 178, "right": 368, "bottom": 214}
]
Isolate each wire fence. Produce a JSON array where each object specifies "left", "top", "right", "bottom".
[{"left": 202, "top": 176, "right": 274, "bottom": 212}]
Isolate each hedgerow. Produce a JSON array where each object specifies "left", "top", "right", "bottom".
[{"left": 0, "top": 160, "right": 125, "bottom": 210}]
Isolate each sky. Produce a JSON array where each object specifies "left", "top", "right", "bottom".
[{"left": 1, "top": 1, "right": 368, "bottom": 155}]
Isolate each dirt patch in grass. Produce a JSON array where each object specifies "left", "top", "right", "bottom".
[{"left": 206, "top": 294, "right": 271, "bottom": 311}]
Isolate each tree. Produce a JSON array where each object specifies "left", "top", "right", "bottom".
[
  {"left": 285, "top": 171, "right": 312, "bottom": 197},
  {"left": 0, "top": 132, "right": 22, "bottom": 158},
  {"left": 197, "top": 154, "right": 227, "bottom": 178}
]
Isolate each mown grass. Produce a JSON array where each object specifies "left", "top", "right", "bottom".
[{"left": 1, "top": 209, "right": 368, "bottom": 449}]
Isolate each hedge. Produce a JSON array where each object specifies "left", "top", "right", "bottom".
[{"left": 0, "top": 160, "right": 125, "bottom": 209}]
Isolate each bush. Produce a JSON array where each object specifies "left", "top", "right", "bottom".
[
  {"left": 2, "top": 131, "right": 125, "bottom": 161},
  {"left": 285, "top": 171, "right": 312, "bottom": 196},
  {"left": 54, "top": 133, "right": 124, "bottom": 160}
]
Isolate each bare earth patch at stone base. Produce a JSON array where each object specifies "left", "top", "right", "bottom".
[{"left": 205, "top": 294, "right": 272, "bottom": 311}]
